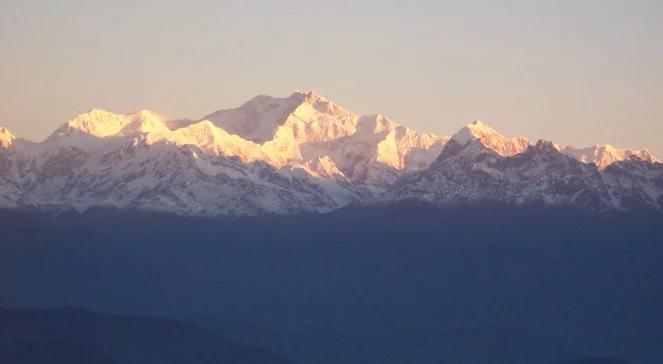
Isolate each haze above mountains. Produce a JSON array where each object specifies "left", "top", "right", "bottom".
[{"left": 0, "top": 91, "right": 660, "bottom": 215}]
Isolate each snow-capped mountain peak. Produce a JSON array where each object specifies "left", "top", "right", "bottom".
[
  {"left": 201, "top": 90, "right": 355, "bottom": 145},
  {"left": 47, "top": 108, "right": 170, "bottom": 141},
  {"left": 0, "top": 127, "right": 15, "bottom": 149},
  {"left": 450, "top": 120, "right": 530, "bottom": 157},
  {"left": 198, "top": 91, "right": 447, "bottom": 189},
  {"left": 120, "top": 111, "right": 171, "bottom": 137},
  {"left": 47, "top": 108, "right": 125, "bottom": 139},
  {"left": 292, "top": 90, "right": 327, "bottom": 104},
  {"left": 555, "top": 143, "right": 659, "bottom": 170},
  {"left": 201, "top": 93, "right": 304, "bottom": 144},
  {"left": 451, "top": 120, "right": 493, "bottom": 142}
]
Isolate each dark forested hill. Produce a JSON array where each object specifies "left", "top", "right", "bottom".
[{"left": 0, "top": 307, "right": 288, "bottom": 364}]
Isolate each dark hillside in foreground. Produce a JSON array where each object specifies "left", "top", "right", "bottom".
[
  {"left": 549, "top": 358, "right": 635, "bottom": 364},
  {"left": 0, "top": 306, "right": 288, "bottom": 364},
  {"left": 0, "top": 305, "right": 637, "bottom": 364},
  {"left": 0, "top": 203, "right": 662, "bottom": 363}
]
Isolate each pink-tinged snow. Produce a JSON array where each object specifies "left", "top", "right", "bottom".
[{"left": 0, "top": 90, "right": 659, "bottom": 215}]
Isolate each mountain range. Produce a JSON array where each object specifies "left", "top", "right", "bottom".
[{"left": 1, "top": 91, "right": 660, "bottom": 215}]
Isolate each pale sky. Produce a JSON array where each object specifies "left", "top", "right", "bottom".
[{"left": 1, "top": 0, "right": 661, "bottom": 155}]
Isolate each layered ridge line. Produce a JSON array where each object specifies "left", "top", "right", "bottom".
[{"left": 0, "top": 91, "right": 660, "bottom": 215}]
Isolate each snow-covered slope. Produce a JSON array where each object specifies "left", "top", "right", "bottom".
[
  {"left": 201, "top": 91, "right": 448, "bottom": 188},
  {"left": 381, "top": 123, "right": 662, "bottom": 210},
  {"left": 0, "top": 92, "right": 660, "bottom": 215},
  {"left": 0, "top": 127, "right": 14, "bottom": 149},
  {"left": 0, "top": 126, "right": 20, "bottom": 207},
  {"left": 201, "top": 93, "right": 306, "bottom": 144},
  {"left": 0, "top": 111, "right": 361, "bottom": 215},
  {"left": 556, "top": 143, "right": 658, "bottom": 170},
  {"left": 451, "top": 120, "right": 530, "bottom": 157},
  {"left": 0, "top": 91, "right": 448, "bottom": 215}
]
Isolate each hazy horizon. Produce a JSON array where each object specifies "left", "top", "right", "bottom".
[{"left": 1, "top": 0, "right": 661, "bottom": 155}]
